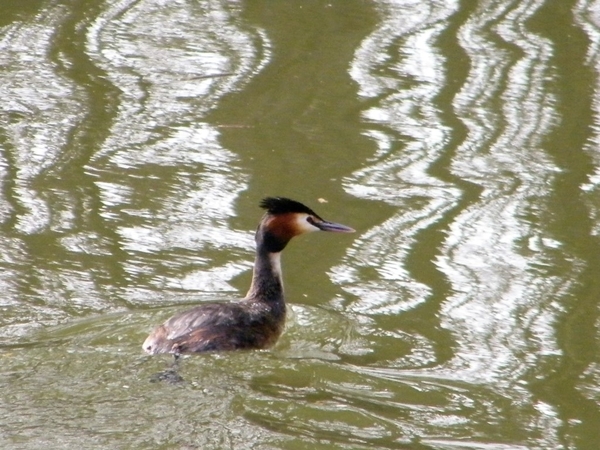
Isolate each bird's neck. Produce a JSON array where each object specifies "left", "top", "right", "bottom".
[{"left": 245, "top": 248, "right": 284, "bottom": 303}]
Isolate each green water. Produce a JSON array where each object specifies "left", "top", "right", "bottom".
[{"left": 1, "top": 0, "right": 600, "bottom": 448}]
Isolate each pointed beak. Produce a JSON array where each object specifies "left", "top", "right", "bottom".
[{"left": 315, "top": 220, "right": 355, "bottom": 233}]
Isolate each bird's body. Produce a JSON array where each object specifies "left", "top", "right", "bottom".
[{"left": 143, "top": 197, "right": 353, "bottom": 356}]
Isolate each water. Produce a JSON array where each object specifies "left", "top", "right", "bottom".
[{"left": 1, "top": 0, "right": 600, "bottom": 448}]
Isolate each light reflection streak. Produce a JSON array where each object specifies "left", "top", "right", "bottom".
[
  {"left": 0, "top": 5, "right": 97, "bottom": 330},
  {"left": 0, "top": 7, "right": 86, "bottom": 234},
  {"left": 330, "top": 0, "right": 461, "bottom": 315},
  {"left": 326, "top": 0, "right": 579, "bottom": 446},
  {"left": 432, "top": 0, "right": 574, "bottom": 446},
  {"left": 573, "top": 0, "right": 600, "bottom": 408},
  {"left": 85, "top": 0, "right": 270, "bottom": 300},
  {"left": 0, "top": 0, "right": 270, "bottom": 331},
  {"left": 438, "top": 0, "right": 568, "bottom": 382}
]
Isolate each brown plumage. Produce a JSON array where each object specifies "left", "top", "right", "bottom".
[{"left": 142, "top": 197, "right": 354, "bottom": 355}]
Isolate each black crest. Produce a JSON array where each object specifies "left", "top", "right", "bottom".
[{"left": 260, "top": 197, "right": 319, "bottom": 217}]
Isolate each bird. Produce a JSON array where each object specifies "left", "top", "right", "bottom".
[{"left": 142, "top": 197, "right": 354, "bottom": 356}]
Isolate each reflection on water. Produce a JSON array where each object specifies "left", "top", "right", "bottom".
[
  {"left": 1, "top": 0, "right": 600, "bottom": 448},
  {"left": 85, "top": 0, "right": 267, "bottom": 301},
  {"left": 573, "top": 0, "right": 600, "bottom": 432},
  {"left": 1, "top": 0, "right": 266, "bottom": 326},
  {"left": 0, "top": 6, "right": 85, "bottom": 235},
  {"left": 329, "top": 0, "right": 571, "bottom": 447},
  {"left": 331, "top": 1, "right": 461, "bottom": 315},
  {"left": 440, "top": 0, "right": 565, "bottom": 389}
]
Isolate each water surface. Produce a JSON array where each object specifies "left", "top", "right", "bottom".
[{"left": 1, "top": 0, "right": 600, "bottom": 448}]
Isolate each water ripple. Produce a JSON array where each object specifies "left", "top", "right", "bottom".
[
  {"left": 327, "top": 0, "right": 581, "bottom": 447},
  {"left": 573, "top": 0, "right": 600, "bottom": 414},
  {"left": 84, "top": 0, "right": 269, "bottom": 303},
  {"left": 432, "top": 0, "right": 577, "bottom": 446},
  {"left": 330, "top": 0, "right": 461, "bottom": 315},
  {"left": 0, "top": 6, "right": 87, "bottom": 233}
]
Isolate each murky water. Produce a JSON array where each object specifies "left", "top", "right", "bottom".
[{"left": 2, "top": 0, "right": 600, "bottom": 448}]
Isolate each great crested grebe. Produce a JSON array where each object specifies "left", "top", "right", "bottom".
[{"left": 143, "top": 197, "right": 354, "bottom": 355}]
